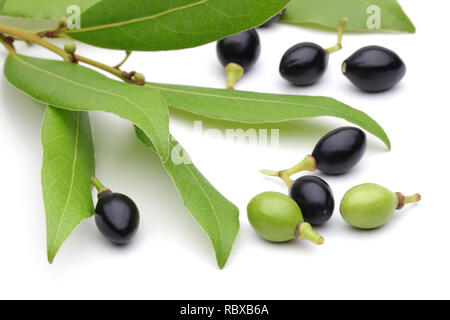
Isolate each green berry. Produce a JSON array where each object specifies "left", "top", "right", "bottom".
[
  {"left": 247, "top": 192, "right": 324, "bottom": 245},
  {"left": 64, "top": 41, "right": 77, "bottom": 54},
  {"left": 58, "top": 17, "right": 67, "bottom": 29},
  {"left": 340, "top": 183, "right": 421, "bottom": 229},
  {"left": 133, "top": 72, "right": 146, "bottom": 83}
]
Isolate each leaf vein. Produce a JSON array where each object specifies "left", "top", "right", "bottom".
[
  {"left": 66, "top": 0, "right": 209, "bottom": 34},
  {"left": 12, "top": 54, "right": 165, "bottom": 159},
  {"left": 48, "top": 112, "right": 80, "bottom": 258}
]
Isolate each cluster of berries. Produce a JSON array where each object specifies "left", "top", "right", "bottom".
[{"left": 217, "top": 15, "right": 406, "bottom": 93}]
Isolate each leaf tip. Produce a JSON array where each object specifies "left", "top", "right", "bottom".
[
  {"left": 384, "top": 136, "right": 392, "bottom": 151},
  {"left": 217, "top": 259, "right": 227, "bottom": 270},
  {"left": 408, "top": 25, "right": 417, "bottom": 34},
  {"left": 47, "top": 250, "right": 56, "bottom": 264}
]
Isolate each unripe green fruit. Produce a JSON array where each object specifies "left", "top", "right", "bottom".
[
  {"left": 58, "top": 17, "right": 67, "bottom": 29},
  {"left": 340, "top": 183, "right": 421, "bottom": 229},
  {"left": 64, "top": 41, "right": 77, "bottom": 54},
  {"left": 133, "top": 72, "right": 146, "bottom": 83},
  {"left": 247, "top": 192, "right": 324, "bottom": 245}
]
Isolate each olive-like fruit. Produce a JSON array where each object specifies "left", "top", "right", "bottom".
[
  {"left": 340, "top": 183, "right": 421, "bottom": 229},
  {"left": 289, "top": 176, "right": 334, "bottom": 225},
  {"left": 91, "top": 178, "right": 140, "bottom": 245},
  {"left": 342, "top": 46, "right": 406, "bottom": 92},
  {"left": 247, "top": 192, "right": 324, "bottom": 245},
  {"left": 312, "top": 126, "right": 367, "bottom": 175},
  {"left": 279, "top": 18, "right": 347, "bottom": 86},
  {"left": 261, "top": 127, "right": 366, "bottom": 184},
  {"left": 259, "top": 10, "right": 285, "bottom": 28},
  {"left": 64, "top": 41, "right": 76, "bottom": 54},
  {"left": 217, "top": 29, "right": 261, "bottom": 89},
  {"left": 95, "top": 191, "right": 140, "bottom": 244},
  {"left": 280, "top": 42, "right": 328, "bottom": 86},
  {"left": 132, "top": 72, "right": 146, "bottom": 83}
]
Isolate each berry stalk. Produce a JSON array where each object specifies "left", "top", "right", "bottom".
[
  {"left": 296, "top": 222, "right": 324, "bottom": 245},
  {"left": 325, "top": 18, "right": 348, "bottom": 54},
  {"left": 260, "top": 155, "right": 317, "bottom": 187},
  {"left": 225, "top": 63, "right": 244, "bottom": 90},
  {"left": 91, "top": 177, "right": 111, "bottom": 195},
  {"left": 396, "top": 192, "right": 421, "bottom": 210}
]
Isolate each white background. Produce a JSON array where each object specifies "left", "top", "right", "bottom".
[{"left": 0, "top": 1, "right": 448, "bottom": 300}]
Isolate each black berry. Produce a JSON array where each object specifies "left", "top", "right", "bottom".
[
  {"left": 91, "top": 177, "right": 140, "bottom": 245},
  {"left": 342, "top": 46, "right": 406, "bottom": 92},
  {"left": 280, "top": 42, "right": 328, "bottom": 86},
  {"left": 261, "top": 127, "right": 366, "bottom": 184},
  {"left": 217, "top": 29, "right": 261, "bottom": 89},
  {"left": 312, "top": 127, "right": 367, "bottom": 175},
  {"left": 289, "top": 176, "right": 334, "bottom": 225},
  {"left": 279, "top": 18, "right": 347, "bottom": 86},
  {"left": 217, "top": 29, "right": 261, "bottom": 70},
  {"left": 95, "top": 192, "right": 140, "bottom": 245}
]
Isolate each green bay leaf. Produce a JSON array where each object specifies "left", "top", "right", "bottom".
[
  {"left": 146, "top": 82, "right": 391, "bottom": 149},
  {"left": 2, "top": 0, "right": 100, "bottom": 19},
  {"left": 4, "top": 54, "right": 170, "bottom": 162},
  {"left": 41, "top": 107, "right": 95, "bottom": 263},
  {"left": 135, "top": 128, "right": 239, "bottom": 269},
  {"left": 281, "top": 0, "right": 415, "bottom": 33},
  {"left": 65, "top": 0, "right": 290, "bottom": 51}
]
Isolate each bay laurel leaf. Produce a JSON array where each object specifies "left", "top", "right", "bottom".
[
  {"left": 65, "top": 0, "right": 291, "bottom": 51},
  {"left": 4, "top": 54, "right": 170, "bottom": 162},
  {"left": 41, "top": 107, "right": 95, "bottom": 263},
  {"left": 146, "top": 82, "right": 391, "bottom": 149},
  {"left": 281, "top": 0, "right": 415, "bottom": 33},
  {"left": 135, "top": 128, "right": 239, "bottom": 269}
]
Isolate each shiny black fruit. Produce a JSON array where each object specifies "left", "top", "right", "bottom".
[
  {"left": 289, "top": 176, "right": 335, "bottom": 225},
  {"left": 95, "top": 191, "right": 140, "bottom": 245},
  {"left": 259, "top": 10, "right": 285, "bottom": 28},
  {"left": 217, "top": 29, "right": 261, "bottom": 71},
  {"left": 217, "top": 29, "right": 261, "bottom": 89},
  {"left": 342, "top": 46, "right": 406, "bottom": 92},
  {"left": 312, "top": 127, "right": 367, "bottom": 175},
  {"left": 280, "top": 42, "right": 328, "bottom": 86},
  {"left": 279, "top": 18, "right": 348, "bottom": 87},
  {"left": 261, "top": 127, "right": 366, "bottom": 184}
]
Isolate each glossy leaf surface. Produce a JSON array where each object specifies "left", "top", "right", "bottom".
[
  {"left": 135, "top": 129, "right": 239, "bottom": 269},
  {"left": 281, "top": 0, "right": 415, "bottom": 33},
  {"left": 65, "top": 0, "right": 290, "bottom": 51},
  {"left": 4, "top": 54, "right": 170, "bottom": 161},
  {"left": 146, "top": 82, "right": 391, "bottom": 149},
  {"left": 41, "top": 107, "right": 95, "bottom": 263}
]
